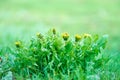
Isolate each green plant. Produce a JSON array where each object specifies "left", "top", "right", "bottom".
[{"left": 0, "top": 29, "right": 108, "bottom": 80}]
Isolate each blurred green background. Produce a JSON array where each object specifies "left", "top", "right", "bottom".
[{"left": 0, "top": 0, "right": 120, "bottom": 59}]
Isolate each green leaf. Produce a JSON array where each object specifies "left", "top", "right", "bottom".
[
  {"left": 65, "top": 41, "right": 73, "bottom": 53},
  {"left": 97, "top": 35, "right": 108, "bottom": 49}
]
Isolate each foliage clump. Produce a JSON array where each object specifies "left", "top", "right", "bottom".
[{"left": 0, "top": 29, "right": 108, "bottom": 80}]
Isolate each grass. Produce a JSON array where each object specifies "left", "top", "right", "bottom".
[{"left": 0, "top": 0, "right": 120, "bottom": 79}]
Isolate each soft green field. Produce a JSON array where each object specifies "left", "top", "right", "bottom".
[{"left": 0, "top": 0, "right": 120, "bottom": 79}]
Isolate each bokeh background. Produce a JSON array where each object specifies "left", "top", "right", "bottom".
[{"left": 0, "top": 0, "right": 120, "bottom": 73}]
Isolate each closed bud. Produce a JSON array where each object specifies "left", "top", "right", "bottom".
[
  {"left": 62, "top": 33, "right": 69, "bottom": 41},
  {"left": 75, "top": 34, "right": 81, "bottom": 42},
  {"left": 83, "top": 33, "right": 91, "bottom": 38},
  {"left": 15, "top": 41, "right": 21, "bottom": 48},
  {"left": 52, "top": 28, "right": 56, "bottom": 35},
  {"left": 36, "top": 32, "right": 43, "bottom": 39}
]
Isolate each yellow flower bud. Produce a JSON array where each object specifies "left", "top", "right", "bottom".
[
  {"left": 83, "top": 33, "right": 91, "bottom": 38},
  {"left": 62, "top": 32, "right": 69, "bottom": 41},
  {"left": 75, "top": 34, "right": 82, "bottom": 42},
  {"left": 36, "top": 32, "right": 43, "bottom": 39},
  {"left": 15, "top": 41, "right": 21, "bottom": 48}
]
